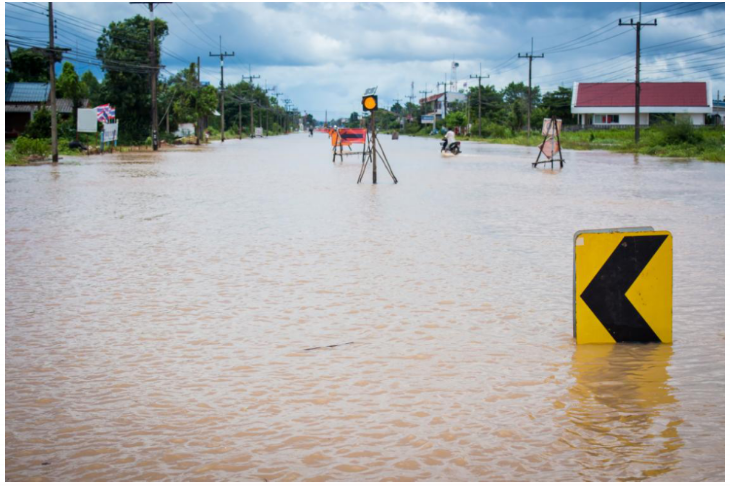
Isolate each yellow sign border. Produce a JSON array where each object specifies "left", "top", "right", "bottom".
[{"left": 573, "top": 227, "right": 673, "bottom": 344}]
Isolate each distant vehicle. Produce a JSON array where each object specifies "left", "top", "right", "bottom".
[{"left": 440, "top": 139, "right": 461, "bottom": 156}]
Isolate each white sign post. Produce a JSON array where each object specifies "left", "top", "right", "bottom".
[
  {"left": 103, "top": 122, "right": 119, "bottom": 142},
  {"left": 101, "top": 122, "right": 119, "bottom": 153},
  {"left": 77, "top": 108, "right": 98, "bottom": 133}
]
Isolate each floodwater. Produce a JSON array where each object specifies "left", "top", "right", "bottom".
[{"left": 5, "top": 134, "right": 724, "bottom": 481}]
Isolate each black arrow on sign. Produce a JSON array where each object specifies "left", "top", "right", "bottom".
[{"left": 580, "top": 235, "right": 667, "bottom": 342}]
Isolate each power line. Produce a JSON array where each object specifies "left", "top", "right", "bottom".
[{"left": 176, "top": 3, "right": 217, "bottom": 47}]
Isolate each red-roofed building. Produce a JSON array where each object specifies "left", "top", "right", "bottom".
[
  {"left": 418, "top": 91, "right": 467, "bottom": 126},
  {"left": 571, "top": 81, "right": 712, "bottom": 127}
]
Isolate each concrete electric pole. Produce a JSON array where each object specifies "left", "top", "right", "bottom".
[
  {"left": 470, "top": 64, "right": 490, "bottom": 138},
  {"left": 518, "top": 38, "right": 544, "bottom": 139},
  {"left": 243, "top": 66, "right": 260, "bottom": 137},
  {"left": 619, "top": 5, "right": 657, "bottom": 143},
  {"left": 209, "top": 36, "right": 234, "bottom": 142},
  {"left": 131, "top": 2, "right": 171, "bottom": 150}
]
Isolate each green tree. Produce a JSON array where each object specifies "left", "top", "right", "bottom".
[
  {"left": 530, "top": 106, "right": 548, "bottom": 132},
  {"left": 347, "top": 111, "right": 360, "bottom": 128},
  {"left": 6, "top": 48, "right": 49, "bottom": 83},
  {"left": 96, "top": 15, "right": 169, "bottom": 143},
  {"left": 57, "top": 62, "right": 89, "bottom": 129},
  {"left": 81, "top": 71, "right": 101, "bottom": 105},
  {"left": 468, "top": 84, "right": 505, "bottom": 124},
  {"left": 506, "top": 100, "right": 525, "bottom": 133},
  {"left": 23, "top": 108, "right": 53, "bottom": 139},
  {"left": 540, "top": 86, "right": 573, "bottom": 123},
  {"left": 445, "top": 110, "right": 466, "bottom": 129},
  {"left": 391, "top": 102, "right": 403, "bottom": 114},
  {"left": 169, "top": 63, "right": 218, "bottom": 144}
]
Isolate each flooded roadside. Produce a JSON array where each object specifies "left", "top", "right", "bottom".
[{"left": 5, "top": 134, "right": 724, "bottom": 481}]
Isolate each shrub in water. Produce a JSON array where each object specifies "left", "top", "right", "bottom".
[
  {"left": 23, "top": 109, "right": 53, "bottom": 139},
  {"left": 658, "top": 120, "right": 703, "bottom": 145},
  {"left": 13, "top": 136, "right": 50, "bottom": 157}
]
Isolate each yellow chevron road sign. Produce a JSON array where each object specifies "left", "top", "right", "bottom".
[{"left": 574, "top": 228, "right": 673, "bottom": 344}]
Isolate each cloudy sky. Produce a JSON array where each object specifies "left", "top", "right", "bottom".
[{"left": 5, "top": 1, "right": 725, "bottom": 119}]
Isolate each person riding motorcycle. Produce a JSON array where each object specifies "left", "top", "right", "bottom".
[{"left": 441, "top": 127, "right": 459, "bottom": 153}]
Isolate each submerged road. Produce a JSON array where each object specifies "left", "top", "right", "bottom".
[{"left": 5, "top": 134, "right": 725, "bottom": 481}]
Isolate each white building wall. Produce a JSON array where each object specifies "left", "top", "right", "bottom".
[
  {"left": 589, "top": 113, "right": 649, "bottom": 125},
  {"left": 584, "top": 112, "right": 708, "bottom": 126}
]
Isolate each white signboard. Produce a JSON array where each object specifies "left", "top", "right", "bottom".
[
  {"left": 103, "top": 122, "right": 119, "bottom": 142},
  {"left": 77, "top": 108, "right": 98, "bottom": 133},
  {"left": 255, "top": 127, "right": 263, "bottom": 137}
]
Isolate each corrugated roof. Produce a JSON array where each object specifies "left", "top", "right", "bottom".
[
  {"left": 4, "top": 98, "right": 88, "bottom": 114},
  {"left": 575, "top": 82, "right": 708, "bottom": 107},
  {"left": 5, "top": 82, "right": 51, "bottom": 103}
]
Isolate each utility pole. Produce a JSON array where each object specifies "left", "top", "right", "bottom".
[
  {"left": 418, "top": 86, "right": 432, "bottom": 122},
  {"left": 131, "top": 2, "right": 171, "bottom": 151},
  {"left": 48, "top": 2, "right": 58, "bottom": 162},
  {"left": 243, "top": 66, "right": 260, "bottom": 137},
  {"left": 284, "top": 98, "right": 291, "bottom": 133},
  {"left": 39, "top": 3, "right": 70, "bottom": 162},
  {"left": 238, "top": 101, "right": 242, "bottom": 139},
  {"left": 470, "top": 63, "right": 490, "bottom": 137},
  {"left": 406, "top": 82, "right": 417, "bottom": 122},
  {"left": 263, "top": 82, "right": 273, "bottom": 135},
  {"left": 196, "top": 56, "right": 202, "bottom": 145},
  {"left": 619, "top": 4, "right": 657, "bottom": 143},
  {"left": 518, "top": 38, "right": 544, "bottom": 139},
  {"left": 274, "top": 92, "right": 283, "bottom": 132},
  {"left": 437, "top": 76, "right": 448, "bottom": 126},
  {"left": 209, "top": 36, "right": 234, "bottom": 142}
]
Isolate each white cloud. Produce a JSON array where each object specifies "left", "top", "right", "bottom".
[{"left": 6, "top": 1, "right": 725, "bottom": 119}]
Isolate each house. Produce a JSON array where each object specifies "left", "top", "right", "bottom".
[
  {"left": 571, "top": 81, "right": 712, "bottom": 127},
  {"left": 712, "top": 98, "right": 724, "bottom": 125},
  {"left": 5, "top": 82, "right": 88, "bottom": 138},
  {"left": 419, "top": 91, "right": 467, "bottom": 125}
]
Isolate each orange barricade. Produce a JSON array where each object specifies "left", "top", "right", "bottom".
[{"left": 338, "top": 128, "right": 367, "bottom": 145}]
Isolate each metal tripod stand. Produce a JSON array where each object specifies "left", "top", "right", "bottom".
[{"left": 357, "top": 114, "right": 398, "bottom": 184}]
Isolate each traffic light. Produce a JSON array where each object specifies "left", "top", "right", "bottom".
[{"left": 362, "top": 94, "right": 378, "bottom": 112}]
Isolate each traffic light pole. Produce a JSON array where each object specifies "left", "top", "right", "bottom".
[
  {"left": 357, "top": 93, "right": 397, "bottom": 185},
  {"left": 371, "top": 112, "right": 377, "bottom": 184}
]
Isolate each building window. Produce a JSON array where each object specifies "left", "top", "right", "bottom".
[{"left": 593, "top": 114, "right": 620, "bottom": 124}]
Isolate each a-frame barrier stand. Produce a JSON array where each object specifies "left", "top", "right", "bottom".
[
  {"left": 533, "top": 116, "right": 565, "bottom": 169},
  {"left": 332, "top": 129, "right": 369, "bottom": 165}
]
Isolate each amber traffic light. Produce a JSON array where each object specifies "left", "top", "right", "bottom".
[{"left": 362, "top": 95, "right": 378, "bottom": 112}]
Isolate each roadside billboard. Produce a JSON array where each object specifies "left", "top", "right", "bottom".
[{"left": 77, "top": 108, "right": 98, "bottom": 133}]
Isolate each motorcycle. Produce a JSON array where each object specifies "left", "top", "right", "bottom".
[{"left": 441, "top": 138, "right": 461, "bottom": 156}]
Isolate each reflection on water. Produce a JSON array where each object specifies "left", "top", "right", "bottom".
[
  {"left": 562, "top": 344, "right": 682, "bottom": 481},
  {"left": 5, "top": 136, "right": 724, "bottom": 481}
]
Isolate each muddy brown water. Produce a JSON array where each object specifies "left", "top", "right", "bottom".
[{"left": 5, "top": 135, "right": 724, "bottom": 481}]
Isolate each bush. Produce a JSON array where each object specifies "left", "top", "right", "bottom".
[
  {"left": 58, "top": 117, "right": 75, "bottom": 139},
  {"left": 24, "top": 109, "right": 53, "bottom": 139},
  {"left": 482, "top": 122, "right": 511, "bottom": 138},
  {"left": 658, "top": 120, "right": 704, "bottom": 145},
  {"left": 13, "top": 136, "right": 50, "bottom": 157}
]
